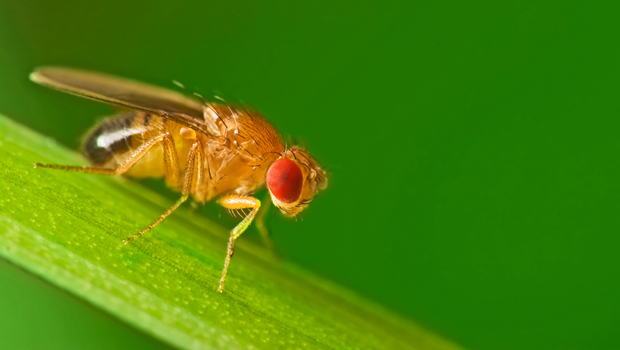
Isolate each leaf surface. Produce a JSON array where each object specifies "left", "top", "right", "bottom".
[{"left": 0, "top": 115, "right": 463, "bottom": 350}]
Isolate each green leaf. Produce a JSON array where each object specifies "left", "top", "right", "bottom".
[{"left": 0, "top": 114, "right": 463, "bottom": 350}]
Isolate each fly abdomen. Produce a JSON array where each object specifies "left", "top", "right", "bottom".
[{"left": 82, "top": 111, "right": 151, "bottom": 166}]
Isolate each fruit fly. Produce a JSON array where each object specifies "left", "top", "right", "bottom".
[{"left": 30, "top": 67, "right": 328, "bottom": 292}]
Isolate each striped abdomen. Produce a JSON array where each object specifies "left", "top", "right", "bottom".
[
  {"left": 82, "top": 111, "right": 191, "bottom": 180},
  {"left": 82, "top": 111, "right": 149, "bottom": 166}
]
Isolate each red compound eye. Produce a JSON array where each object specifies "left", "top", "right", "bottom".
[{"left": 267, "top": 158, "right": 303, "bottom": 203}]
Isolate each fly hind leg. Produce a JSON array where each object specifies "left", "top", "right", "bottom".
[
  {"left": 35, "top": 133, "right": 205, "bottom": 244},
  {"left": 34, "top": 132, "right": 181, "bottom": 187}
]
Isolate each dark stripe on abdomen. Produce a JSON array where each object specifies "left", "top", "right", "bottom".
[{"left": 82, "top": 112, "right": 141, "bottom": 166}]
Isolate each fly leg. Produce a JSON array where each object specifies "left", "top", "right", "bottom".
[
  {"left": 34, "top": 133, "right": 180, "bottom": 184},
  {"left": 34, "top": 133, "right": 205, "bottom": 243},
  {"left": 217, "top": 195, "right": 261, "bottom": 292},
  {"left": 255, "top": 194, "right": 273, "bottom": 250},
  {"left": 123, "top": 140, "right": 205, "bottom": 243}
]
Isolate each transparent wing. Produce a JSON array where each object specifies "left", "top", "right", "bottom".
[{"left": 30, "top": 66, "right": 216, "bottom": 135}]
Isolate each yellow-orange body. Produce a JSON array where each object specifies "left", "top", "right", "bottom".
[
  {"left": 30, "top": 67, "right": 327, "bottom": 291},
  {"left": 85, "top": 107, "right": 284, "bottom": 203}
]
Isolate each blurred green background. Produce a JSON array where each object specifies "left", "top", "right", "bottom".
[{"left": 0, "top": 1, "right": 619, "bottom": 349}]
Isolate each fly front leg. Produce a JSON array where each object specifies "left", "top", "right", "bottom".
[
  {"left": 123, "top": 139, "right": 204, "bottom": 243},
  {"left": 217, "top": 195, "right": 261, "bottom": 292}
]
